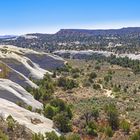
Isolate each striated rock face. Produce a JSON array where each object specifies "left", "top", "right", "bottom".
[
  {"left": 0, "top": 98, "right": 59, "bottom": 135},
  {"left": 0, "top": 45, "right": 64, "bottom": 87},
  {"left": 0, "top": 78, "right": 42, "bottom": 110},
  {"left": 0, "top": 45, "right": 64, "bottom": 135}
]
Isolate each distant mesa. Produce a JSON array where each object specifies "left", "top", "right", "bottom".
[{"left": 56, "top": 27, "right": 140, "bottom": 36}]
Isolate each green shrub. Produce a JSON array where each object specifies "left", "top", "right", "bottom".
[
  {"left": 16, "top": 101, "right": 23, "bottom": 107},
  {"left": 120, "top": 120, "right": 130, "bottom": 134},
  {"left": 108, "top": 70, "right": 114, "bottom": 75},
  {"left": 57, "top": 77, "right": 66, "bottom": 87},
  {"left": 95, "top": 65, "right": 101, "bottom": 70},
  {"left": 71, "top": 68, "right": 80, "bottom": 73},
  {"left": 35, "top": 109, "right": 42, "bottom": 114},
  {"left": 89, "top": 72, "right": 97, "bottom": 80},
  {"left": 104, "top": 75, "right": 112, "bottom": 83},
  {"left": 66, "top": 106, "right": 73, "bottom": 119},
  {"left": 53, "top": 113, "right": 72, "bottom": 133},
  {"left": 93, "top": 84, "right": 101, "bottom": 90},
  {"left": 92, "top": 107, "right": 99, "bottom": 121},
  {"left": 44, "top": 105, "right": 55, "bottom": 119},
  {"left": 6, "top": 115, "right": 16, "bottom": 131},
  {"left": 44, "top": 98, "right": 73, "bottom": 129},
  {"left": 59, "top": 135, "right": 66, "bottom": 140},
  {"left": 113, "top": 85, "right": 120, "bottom": 92},
  {"left": 50, "top": 98, "right": 66, "bottom": 111},
  {"left": 33, "top": 73, "right": 55, "bottom": 102},
  {"left": 45, "top": 131, "right": 59, "bottom": 140},
  {"left": 105, "top": 103, "right": 119, "bottom": 130},
  {"left": 42, "top": 91, "right": 52, "bottom": 101},
  {"left": 33, "top": 89, "right": 42, "bottom": 101},
  {"left": 83, "top": 80, "right": 91, "bottom": 87},
  {"left": 66, "top": 133, "right": 81, "bottom": 140},
  {"left": 130, "top": 130, "right": 140, "bottom": 140},
  {"left": 57, "top": 77, "right": 78, "bottom": 90},
  {"left": 85, "top": 121, "right": 97, "bottom": 136},
  {"left": 52, "top": 71, "right": 57, "bottom": 78},
  {"left": 32, "top": 133, "right": 44, "bottom": 140},
  {"left": 105, "top": 126, "right": 114, "bottom": 137},
  {"left": 72, "top": 73, "right": 80, "bottom": 79},
  {"left": 27, "top": 105, "right": 32, "bottom": 111},
  {"left": 0, "top": 130, "right": 9, "bottom": 140}
]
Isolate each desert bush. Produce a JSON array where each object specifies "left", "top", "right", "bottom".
[
  {"left": 45, "top": 131, "right": 59, "bottom": 140},
  {"left": 105, "top": 103, "right": 119, "bottom": 130},
  {"left": 50, "top": 98, "right": 66, "bottom": 111},
  {"left": 104, "top": 75, "right": 112, "bottom": 83},
  {"left": 53, "top": 113, "right": 72, "bottom": 133},
  {"left": 120, "top": 120, "right": 130, "bottom": 134},
  {"left": 105, "top": 126, "right": 114, "bottom": 137},
  {"left": 0, "top": 130, "right": 9, "bottom": 140},
  {"left": 89, "top": 72, "right": 97, "bottom": 79},
  {"left": 113, "top": 85, "right": 120, "bottom": 92},
  {"left": 72, "top": 73, "right": 80, "bottom": 79},
  {"left": 32, "top": 133, "right": 44, "bottom": 140},
  {"left": 27, "top": 105, "right": 32, "bottom": 111},
  {"left": 44, "top": 105, "right": 55, "bottom": 119},
  {"left": 95, "top": 65, "right": 101, "bottom": 70},
  {"left": 57, "top": 77, "right": 78, "bottom": 90},
  {"left": 66, "top": 133, "right": 81, "bottom": 140},
  {"left": 92, "top": 107, "right": 99, "bottom": 121},
  {"left": 93, "top": 84, "right": 101, "bottom": 90},
  {"left": 85, "top": 121, "right": 97, "bottom": 136},
  {"left": 6, "top": 115, "right": 16, "bottom": 131},
  {"left": 130, "top": 130, "right": 140, "bottom": 140}
]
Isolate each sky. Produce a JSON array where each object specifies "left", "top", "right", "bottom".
[{"left": 0, "top": 0, "right": 140, "bottom": 35}]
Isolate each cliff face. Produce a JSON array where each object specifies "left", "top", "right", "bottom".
[{"left": 0, "top": 45, "right": 64, "bottom": 135}]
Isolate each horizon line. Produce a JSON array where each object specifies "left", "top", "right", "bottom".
[{"left": 1, "top": 26, "right": 140, "bottom": 36}]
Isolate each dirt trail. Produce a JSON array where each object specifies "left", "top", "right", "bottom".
[{"left": 100, "top": 84, "right": 114, "bottom": 98}]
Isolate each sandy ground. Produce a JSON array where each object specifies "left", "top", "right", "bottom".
[
  {"left": 100, "top": 84, "right": 114, "bottom": 98},
  {"left": 104, "top": 89, "right": 114, "bottom": 98}
]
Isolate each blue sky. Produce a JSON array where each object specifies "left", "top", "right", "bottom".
[{"left": 0, "top": 0, "right": 140, "bottom": 34}]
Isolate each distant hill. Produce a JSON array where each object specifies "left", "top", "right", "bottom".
[
  {"left": 1, "top": 27, "right": 140, "bottom": 53},
  {"left": 56, "top": 27, "right": 140, "bottom": 36}
]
